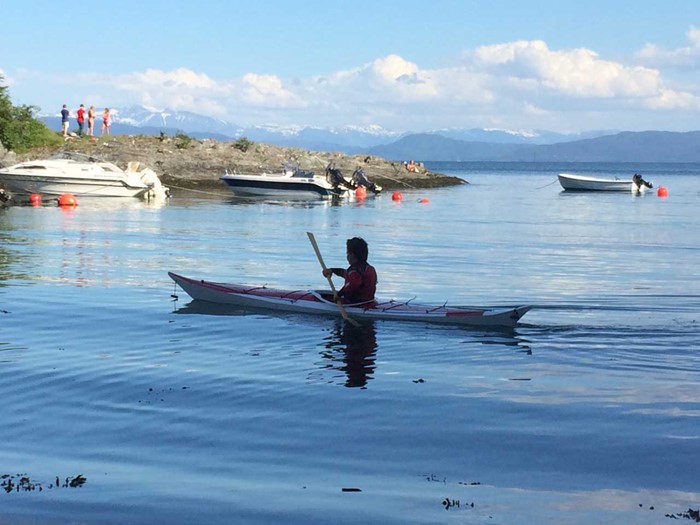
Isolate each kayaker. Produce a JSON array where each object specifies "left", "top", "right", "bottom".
[{"left": 323, "top": 237, "right": 377, "bottom": 305}]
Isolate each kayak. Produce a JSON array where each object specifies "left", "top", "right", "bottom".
[{"left": 168, "top": 272, "right": 532, "bottom": 328}]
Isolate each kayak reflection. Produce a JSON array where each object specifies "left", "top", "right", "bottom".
[{"left": 321, "top": 319, "right": 378, "bottom": 388}]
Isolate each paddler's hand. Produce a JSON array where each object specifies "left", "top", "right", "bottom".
[{"left": 322, "top": 268, "right": 332, "bottom": 278}]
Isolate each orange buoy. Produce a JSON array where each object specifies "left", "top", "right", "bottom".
[
  {"left": 418, "top": 198, "right": 430, "bottom": 204},
  {"left": 656, "top": 186, "right": 668, "bottom": 198},
  {"left": 392, "top": 191, "right": 403, "bottom": 201},
  {"left": 355, "top": 186, "right": 367, "bottom": 199},
  {"left": 58, "top": 193, "right": 78, "bottom": 207},
  {"left": 29, "top": 193, "right": 42, "bottom": 206}
]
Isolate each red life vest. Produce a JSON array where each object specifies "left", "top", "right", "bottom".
[{"left": 338, "top": 263, "right": 377, "bottom": 304}]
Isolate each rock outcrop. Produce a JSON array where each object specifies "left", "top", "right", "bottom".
[{"left": 1, "top": 135, "right": 466, "bottom": 192}]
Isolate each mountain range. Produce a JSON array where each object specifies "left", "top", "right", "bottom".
[{"left": 40, "top": 106, "right": 700, "bottom": 162}]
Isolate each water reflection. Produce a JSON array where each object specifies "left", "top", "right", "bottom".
[
  {"left": 173, "top": 300, "right": 380, "bottom": 387},
  {"left": 320, "top": 319, "right": 378, "bottom": 388}
]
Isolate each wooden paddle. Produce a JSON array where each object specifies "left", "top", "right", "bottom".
[{"left": 307, "top": 232, "right": 359, "bottom": 326}]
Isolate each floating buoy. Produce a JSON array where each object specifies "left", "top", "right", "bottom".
[
  {"left": 58, "top": 193, "right": 78, "bottom": 207},
  {"left": 418, "top": 198, "right": 430, "bottom": 204},
  {"left": 656, "top": 186, "right": 668, "bottom": 198},
  {"left": 29, "top": 193, "right": 42, "bottom": 206},
  {"left": 355, "top": 186, "right": 367, "bottom": 199},
  {"left": 392, "top": 191, "right": 403, "bottom": 201}
]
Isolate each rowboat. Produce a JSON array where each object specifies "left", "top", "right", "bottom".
[
  {"left": 558, "top": 172, "right": 652, "bottom": 192},
  {"left": 168, "top": 272, "right": 532, "bottom": 328}
]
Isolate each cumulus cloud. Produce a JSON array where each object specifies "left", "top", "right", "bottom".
[
  {"left": 636, "top": 25, "right": 700, "bottom": 69},
  {"left": 97, "top": 42, "right": 699, "bottom": 130},
  {"left": 240, "top": 73, "right": 304, "bottom": 107},
  {"left": 17, "top": 31, "right": 700, "bottom": 131},
  {"left": 472, "top": 39, "right": 662, "bottom": 98}
]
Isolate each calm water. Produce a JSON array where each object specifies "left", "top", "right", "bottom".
[{"left": 0, "top": 162, "right": 698, "bottom": 524}]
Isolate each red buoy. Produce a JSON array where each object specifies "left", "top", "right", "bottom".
[
  {"left": 58, "top": 193, "right": 78, "bottom": 207},
  {"left": 392, "top": 191, "right": 403, "bottom": 201},
  {"left": 355, "top": 186, "right": 367, "bottom": 199},
  {"left": 418, "top": 198, "right": 430, "bottom": 204},
  {"left": 656, "top": 186, "right": 668, "bottom": 198},
  {"left": 29, "top": 193, "right": 42, "bottom": 206}
]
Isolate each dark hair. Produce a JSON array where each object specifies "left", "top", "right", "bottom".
[{"left": 346, "top": 237, "right": 368, "bottom": 263}]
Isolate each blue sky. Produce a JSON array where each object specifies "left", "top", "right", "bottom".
[{"left": 2, "top": 0, "right": 700, "bottom": 133}]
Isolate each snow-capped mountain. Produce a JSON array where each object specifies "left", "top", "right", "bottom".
[
  {"left": 39, "top": 105, "right": 615, "bottom": 153},
  {"left": 101, "top": 106, "right": 403, "bottom": 151}
]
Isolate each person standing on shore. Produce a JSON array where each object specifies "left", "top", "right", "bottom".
[
  {"left": 87, "top": 105, "right": 96, "bottom": 136},
  {"left": 101, "top": 108, "right": 111, "bottom": 136},
  {"left": 60, "top": 104, "right": 70, "bottom": 137},
  {"left": 76, "top": 104, "right": 86, "bottom": 136}
]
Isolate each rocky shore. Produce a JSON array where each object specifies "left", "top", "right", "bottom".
[{"left": 0, "top": 135, "right": 465, "bottom": 194}]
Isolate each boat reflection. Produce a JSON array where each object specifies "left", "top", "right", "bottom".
[{"left": 320, "top": 319, "right": 378, "bottom": 388}]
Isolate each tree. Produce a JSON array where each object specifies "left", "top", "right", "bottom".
[{"left": 0, "top": 75, "right": 60, "bottom": 153}]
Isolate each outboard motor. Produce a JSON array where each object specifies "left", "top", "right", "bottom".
[
  {"left": 632, "top": 173, "right": 653, "bottom": 190},
  {"left": 325, "top": 162, "right": 354, "bottom": 190},
  {"left": 351, "top": 167, "right": 382, "bottom": 194}
]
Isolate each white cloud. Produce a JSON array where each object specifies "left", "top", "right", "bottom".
[
  {"left": 472, "top": 39, "right": 662, "bottom": 98},
  {"left": 10, "top": 31, "right": 700, "bottom": 132},
  {"left": 89, "top": 43, "right": 700, "bottom": 130},
  {"left": 636, "top": 25, "right": 700, "bottom": 68},
  {"left": 240, "top": 73, "right": 304, "bottom": 107},
  {"left": 644, "top": 88, "right": 700, "bottom": 110}
]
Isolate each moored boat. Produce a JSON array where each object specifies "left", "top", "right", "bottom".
[
  {"left": 558, "top": 172, "right": 653, "bottom": 192},
  {"left": 0, "top": 154, "right": 169, "bottom": 198},
  {"left": 168, "top": 272, "right": 531, "bottom": 328},
  {"left": 221, "top": 162, "right": 350, "bottom": 199}
]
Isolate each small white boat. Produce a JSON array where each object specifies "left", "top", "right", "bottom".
[
  {"left": 168, "top": 272, "right": 532, "bottom": 328},
  {"left": 221, "top": 162, "right": 351, "bottom": 199},
  {"left": 0, "top": 155, "right": 169, "bottom": 198},
  {"left": 558, "top": 172, "right": 652, "bottom": 192}
]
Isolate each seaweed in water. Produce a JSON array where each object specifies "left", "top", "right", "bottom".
[{"left": 1, "top": 473, "right": 87, "bottom": 493}]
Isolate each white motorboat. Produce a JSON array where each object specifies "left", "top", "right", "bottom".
[
  {"left": 558, "top": 172, "right": 653, "bottom": 192},
  {"left": 220, "top": 162, "right": 351, "bottom": 199},
  {"left": 0, "top": 155, "right": 169, "bottom": 198}
]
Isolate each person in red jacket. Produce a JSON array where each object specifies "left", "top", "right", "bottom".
[
  {"left": 76, "top": 104, "right": 86, "bottom": 136},
  {"left": 323, "top": 237, "right": 377, "bottom": 305}
]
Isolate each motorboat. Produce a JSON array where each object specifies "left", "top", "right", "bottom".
[
  {"left": 0, "top": 154, "right": 169, "bottom": 198},
  {"left": 221, "top": 162, "right": 351, "bottom": 199},
  {"left": 558, "top": 172, "right": 653, "bottom": 192},
  {"left": 168, "top": 272, "right": 532, "bottom": 328}
]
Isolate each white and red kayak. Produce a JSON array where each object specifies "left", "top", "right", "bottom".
[{"left": 168, "top": 272, "right": 531, "bottom": 328}]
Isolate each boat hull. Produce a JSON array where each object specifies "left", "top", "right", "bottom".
[
  {"left": 169, "top": 272, "right": 531, "bottom": 328},
  {"left": 558, "top": 173, "right": 637, "bottom": 192},
  {"left": 0, "top": 173, "right": 150, "bottom": 197}
]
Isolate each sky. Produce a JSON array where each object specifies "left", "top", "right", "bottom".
[{"left": 2, "top": 0, "right": 700, "bottom": 134}]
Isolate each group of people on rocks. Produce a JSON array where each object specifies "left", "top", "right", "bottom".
[{"left": 60, "top": 104, "right": 112, "bottom": 138}]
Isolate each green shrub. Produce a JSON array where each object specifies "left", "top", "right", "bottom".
[
  {"left": 0, "top": 76, "right": 61, "bottom": 153},
  {"left": 174, "top": 131, "right": 192, "bottom": 150},
  {"left": 233, "top": 137, "right": 253, "bottom": 152}
]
